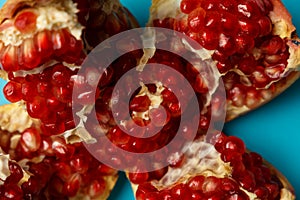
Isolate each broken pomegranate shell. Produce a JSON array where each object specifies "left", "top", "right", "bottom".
[
  {"left": 129, "top": 132, "right": 295, "bottom": 200},
  {"left": 0, "top": 103, "right": 118, "bottom": 199},
  {"left": 148, "top": 0, "right": 300, "bottom": 121}
]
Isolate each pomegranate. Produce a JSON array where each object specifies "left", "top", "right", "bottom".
[
  {"left": 129, "top": 132, "right": 295, "bottom": 200},
  {"left": 0, "top": 0, "right": 139, "bottom": 136},
  {"left": 0, "top": 0, "right": 297, "bottom": 199},
  {"left": 148, "top": 0, "right": 300, "bottom": 121},
  {"left": 0, "top": 103, "right": 118, "bottom": 199}
]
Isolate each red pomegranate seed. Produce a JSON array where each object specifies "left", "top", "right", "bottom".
[
  {"left": 254, "top": 186, "right": 270, "bottom": 199},
  {"left": 14, "top": 10, "right": 37, "bottom": 33},
  {"left": 235, "top": 34, "right": 255, "bottom": 54},
  {"left": 204, "top": 11, "right": 221, "bottom": 29},
  {"left": 130, "top": 95, "right": 151, "bottom": 112},
  {"left": 129, "top": 171, "right": 149, "bottom": 184},
  {"left": 26, "top": 96, "right": 47, "bottom": 118},
  {"left": 198, "top": 28, "right": 220, "bottom": 50},
  {"left": 188, "top": 175, "right": 205, "bottom": 191},
  {"left": 218, "top": 34, "right": 236, "bottom": 56},
  {"left": 35, "top": 30, "right": 54, "bottom": 58},
  {"left": 21, "top": 177, "right": 39, "bottom": 195},
  {"left": 229, "top": 84, "right": 246, "bottom": 107},
  {"left": 62, "top": 173, "right": 81, "bottom": 197},
  {"left": 88, "top": 179, "right": 106, "bottom": 197},
  {"left": 245, "top": 88, "right": 261, "bottom": 108},
  {"left": 238, "top": 170, "right": 256, "bottom": 191},
  {"left": 187, "top": 8, "right": 206, "bottom": 33},
  {"left": 261, "top": 36, "right": 284, "bottom": 55},
  {"left": 70, "top": 154, "right": 89, "bottom": 174},
  {"left": 221, "top": 12, "right": 239, "bottom": 35},
  {"left": 221, "top": 177, "right": 239, "bottom": 191},
  {"left": 20, "top": 38, "right": 41, "bottom": 70},
  {"left": 149, "top": 106, "right": 170, "bottom": 127},
  {"left": 237, "top": 1, "right": 261, "bottom": 18},
  {"left": 238, "top": 17, "right": 260, "bottom": 37},
  {"left": 257, "top": 16, "right": 272, "bottom": 36},
  {"left": 1, "top": 46, "right": 19, "bottom": 71},
  {"left": 21, "top": 82, "right": 38, "bottom": 101},
  {"left": 171, "top": 183, "right": 188, "bottom": 199},
  {"left": 1, "top": 184, "right": 23, "bottom": 200},
  {"left": 224, "top": 136, "right": 246, "bottom": 154},
  {"left": 180, "top": 0, "right": 201, "bottom": 14},
  {"left": 237, "top": 55, "right": 256, "bottom": 75},
  {"left": 3, "top": 81, "right": 22, "bottom": 103},
  {"left": 5, "top": 161, "right": 23, "bottom": 184},
  {"left": 202, "top": 176, "right": 221, "bottom": 193},
  {"left": 251, "top": 66, "right": 270, "bottom": 88},
  {"left": 20, "top": 128, "right": 42, "bottom": 152}
]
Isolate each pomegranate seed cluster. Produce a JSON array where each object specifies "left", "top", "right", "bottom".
[
  {"left": 152, "top": 0, "right": 291, "bottom": 115},
  {"left": 0, "top": 0, "right": 139, "bottom": 136},
  {"left": 135, "top": 134, "right": 284, "bottom": 200},
  {"left": 82, "top": 50, "right": 217, "bottom": 178},
  {"left": 0, "top": 127, "right": 117, "bottom": 199},
  {"left": 4, "top": 64, "right": 79, "bottom": 135}
]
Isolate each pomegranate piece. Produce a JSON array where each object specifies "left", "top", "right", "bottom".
[
  {"left": 0, "top": 103, "right": 118, "bottom": 199},
  {"left": 149, "top": 0, "right": 300, "bottom": 121},
  {"left": 0, "top": 0, "right": 139, "bottom": 136},
  {"left": 131, "top": 132, "right": 295, "bottom": 200}
]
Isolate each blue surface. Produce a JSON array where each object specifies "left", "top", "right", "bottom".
[{"left": 0, "top": 0, "right": 299, "bottom": 199}]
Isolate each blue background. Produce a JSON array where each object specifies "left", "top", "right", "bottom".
[{"left": 0, "top": 0, "right": 299, "bottom": 199}]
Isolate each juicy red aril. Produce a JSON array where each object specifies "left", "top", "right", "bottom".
[
  {"left": 5, "top": 63, "right": 78, "bottom": 134},
  {"left": 14, "top": 10, "right": 37, "bottom": 33},
  {"left": 26, "top": 96, "right": 47, "bottom": 118},
  {"left": 188, "top": 176, "right": 205, "bottom": 191},
  {"left": 3, "top": 81, "right": 22, "bottom": 103},
  {"left": 130, "top": 95, "right": 152, "bottom": 112},
  {"left": 229, "top": 84, "right": 246, "bottom": 107},
  {"left": 180, "top": 0, "right": 201, "bottom": 14},
  {"left": 198, "top": 28, "right": 220, "bottom": 50},
  {"left": 62, "top": 173, "right": 81, "bottom": 197},
  {"left": 4, "top": 161, "right": 23, "bottom": 184},
  {"left": 20, "top": 128, "right": 42, "bottom": 152},
  {"left": 187, "top": 8, "right": 206, "bottom": 32},
  {"left": 1, "top": 184, "right": 23, "bottom": 200}
]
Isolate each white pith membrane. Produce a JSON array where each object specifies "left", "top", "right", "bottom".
[
  {"left": 0, "top": 104, "right": 118, "bottom": 200},
  {"left": 149, "top": 0, "right": 300, "bottom": 121}
]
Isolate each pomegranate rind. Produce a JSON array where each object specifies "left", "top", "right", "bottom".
[{"left": 149, "top": 0, "right": 300, "bottom": 122}]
